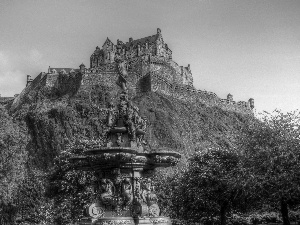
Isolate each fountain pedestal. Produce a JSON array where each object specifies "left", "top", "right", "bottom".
[{"left": 71, "top": 92, "right": 180, "bottom": 225}]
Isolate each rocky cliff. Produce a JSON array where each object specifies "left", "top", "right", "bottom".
[{"left": 7, "top": 74, "right": 253, "bottom": 171}]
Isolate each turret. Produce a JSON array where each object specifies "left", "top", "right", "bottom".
[
  {"left": 227, "top": 93, "right": 233, "bottom": 102},
  {"left": 157, "top": 28, "right": 161, "bottom": 34},
  {"left": 137, "top": 44, "right": 141, "bottom": 56},
  {"left": 248, "top": 98, "right": 254, "bottom": 109},
  {"left": 26, "top": 75, "right": 33, "bottom": 87},
  {"left": 79, "top": 63, "right": 86, "bottom": 73}
]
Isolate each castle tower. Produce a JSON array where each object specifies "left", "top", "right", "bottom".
[
  {"left": 79, "top": 63, "right": 86, "bottom": 73},
  {"left": 102, "top": 38, "right": 115, "bottom": 64},
  {"left": 227, "top": 93, "right": 233, "bottom": 102},
  {"left": 248, "top": 98, "right": 254, "bottom": 109},
  {"left": 155, "top": 28, "right": 163, "bottom": 56},
  {"left": 26, "top": 75, "right": 33, "bottom": 87}
]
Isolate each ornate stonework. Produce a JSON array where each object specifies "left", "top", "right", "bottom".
[
  {"left": 90, "top": 28, "right": 193, "bottom": 89},
  {"left": 71, "top": 72, "right": 180, "bottom": 224}
]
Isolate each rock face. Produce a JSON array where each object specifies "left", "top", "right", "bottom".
[{"left": 10, "top": 73, "right": 252, "bottom": 171}]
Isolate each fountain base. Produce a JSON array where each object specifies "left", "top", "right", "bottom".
[
  {"left": 79, "top": 216, "right": 135, "bottom": 225},
  {"left": 79, "top": 216, "right": 172, "bottom": 225}
]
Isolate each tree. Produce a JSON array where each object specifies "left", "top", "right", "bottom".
[
  {"left": 152, "top": 166, "right": 186, "bottom": 219},
  {"left": 241, "top": 110, "right": 300, "bottom": 225},
  {"left": 45, "top": 139, "right": 96, "bottom": 225},
  {"left": 174, "top": 146, "right": 249, "bottom": 225},
  {"left": 0, "top": 107, "right": 28, "bottom": 224}
]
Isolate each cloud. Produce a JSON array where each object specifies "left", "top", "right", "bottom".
[
  {"left": 0, "top": 51, "right": 24, "bottom": 97},
  {"left": 0, "top": 49, "right": 46, "bottom": 97},
  {"left": 0, "top": 69, "right": 24, "bottom": 97},
  {"left": 0, "top": 51, "right": 13, "bottom": 75},
  {"left": 0, "top": 52, "right": 9, "bottom": 68},
  {"left": 29, "top": 49, "right": 43, "bottom": 65}
]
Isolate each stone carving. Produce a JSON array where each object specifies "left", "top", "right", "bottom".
[
  {"left": 149, "top": 218, "right": 170, "bottom": 224},
  {"left": 100, "top": 220, "right": 133, "bottom": 225},
  {"left": 100, "top": 178, "right": 116, "bottom": 206},
  {"left": 106, "top": 91, "right": 148, "bottom": 148},
  {"left": 121, "top": 178, "right": 133, "bottom": 208},
  {"left": 107, "top": 102, "right": 116, "bottom": 127},
  {"left": 119, "top": 93, "right": 129, "bottom": 117},
  {"left": 152, "top": 155, "right": 180, "bottom": 166},
  {"left": 125, "top": 104, "right": 136, "bottom": 142},
  {"left": 132, "top": 156, "right": 147, "bottom": 163},
  {"left": 88, "top": 203, "right": 105, "bottom": 219},
  {"left": 116, "top": 133, "right": 123, "bottom": 146},
  {"left": 115, "top": 56, "right": 128, "bottom": 92},
  {"left": 141, "top": 179, "right": 159, "bottom": 209},
  {"left": 130, "top": 178, "right": 160, "bottom": 218}
]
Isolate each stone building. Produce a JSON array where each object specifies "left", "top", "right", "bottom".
[{"left": 90, "top": 28, "right": 193, "bottom": 88}]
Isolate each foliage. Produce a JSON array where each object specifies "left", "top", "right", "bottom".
[
  {"left": 240, "top": 110, "right": 300, "bottom": 225},
  {"left": 44, "top": 140, "right": 97, "bottom": 225},
  {"left": 152, "top": 166, "right": 186, "bottom": 218},
  {"left": 15, "top": 169, "right": 49, "bottom": 224},
  {"left": 0, "top": 107, "right": 28, "bottom": 224},
  {"left": 173, "top": 146, "right": 250, "bottom": 225}
]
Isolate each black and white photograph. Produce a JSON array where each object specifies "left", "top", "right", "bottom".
[{"left": 1, "top": 1, "right": 300, "bottom": 225}]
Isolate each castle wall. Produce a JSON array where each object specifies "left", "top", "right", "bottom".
[
  {"left": 143, "top": 68, "right": 253, "bottom": 115},
  {"left": 12, "top": 56, "right": 252, "bottom": 115},
  {"left": 0, "top": 97, "right": 14, "bottom": 105},
  {"left": 46, "top": 74, "right": 59, "bottom": 87},
  {"left": 77, "top": 71, "right": 138, "bottom": 103},
  {"left": 10, "top": 72, "right": 49, "bottom": 112}
]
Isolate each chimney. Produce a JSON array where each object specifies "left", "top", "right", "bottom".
[
  {"left": 157, "top": 28, "right": 161, "bottom": 34},
  {"left": 129, "top": 37, "right": 133, "bottom": 43}
]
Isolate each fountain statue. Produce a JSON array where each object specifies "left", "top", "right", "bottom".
[{"left": 70, "top": 63, "right": 181, "bottom": 225}]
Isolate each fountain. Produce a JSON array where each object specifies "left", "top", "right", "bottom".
[{"left": 70, "top": 60, "right": 181, "bottom": 225}]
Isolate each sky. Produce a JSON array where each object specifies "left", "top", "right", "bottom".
[{"left": 0, "top": 0, "right": 300, "bottom": 114}]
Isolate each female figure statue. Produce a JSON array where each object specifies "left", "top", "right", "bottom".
[
  {"left": 100, "top": 179, "right": 115, "bottom": 206},
  {"left": 121, "top": 178, "right": 133, "bottom": 207}
]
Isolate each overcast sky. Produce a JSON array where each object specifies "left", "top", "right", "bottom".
[{"left": 0, "top": 0, "right": 300, "bottom": 114}]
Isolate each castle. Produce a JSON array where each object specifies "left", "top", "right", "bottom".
[{"left": 3, "top": 28, "right": 254, "bottom": 114}]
